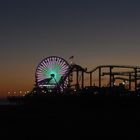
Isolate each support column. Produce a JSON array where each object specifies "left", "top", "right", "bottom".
[
  {"left": 109, "top": 67, "right": 113, "bottom": 88},
  {"left": 129, "top": 73, "right": 131, "bottom": 90},
  {"left": 81, "top": 71, "right": 84, "bottom": 89},
  {"left": 76, "top": 70, "right": 79, "bottom": 90},
  {"left": 112, "top": 75, "right": 115, "bottom": 86},
  {"left": 134, "top": 68, "right": 137, "bottom": 92},
  {"left": 99, "top": 67, "right": 101, "bottom": 88},
  {"left": 90, "top": 73, "right": 92, "bottom": 86}
]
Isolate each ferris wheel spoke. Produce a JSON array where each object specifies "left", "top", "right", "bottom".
[{"left": 35, "top": 56, "right": 70, "bottom": 91}]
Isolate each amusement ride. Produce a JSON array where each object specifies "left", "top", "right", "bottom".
[{"left": 28, "top": 56, "right": 140, "bottom": 96}]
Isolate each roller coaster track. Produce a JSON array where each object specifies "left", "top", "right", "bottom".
[
  {"left": 59, "top": 64, "right": 140, "bottom": 80},
  {"left": 85, "top": 65, "right": 140, "bottom": 74},
  {"left": 114, "top": 77, "right": 140, "bottom": 81},
  {"left": 60, "top": 64, "right": 140, "bottom": 84},
  {"left": 102, "top": 71, "right": 140, "bottom": 76},
  {"left": 33, "top": 56, "right": 140, "bottom": 95},
  {"left": 67, "top": 64, "right": 140, "bottom": 91},
  {"left": 39, "top": 64, "right": 140, "bottom": 91}
]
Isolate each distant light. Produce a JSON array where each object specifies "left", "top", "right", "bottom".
[
  {"left": 94, "top": 91, "right": 98, "bottom": 95},
  {"left": 19, "top": 91, "right": 22, "bottom": 94}
]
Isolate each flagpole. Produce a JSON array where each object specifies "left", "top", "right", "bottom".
[{"left": 69, "top": 56, "right": 74, "bottom": 64}]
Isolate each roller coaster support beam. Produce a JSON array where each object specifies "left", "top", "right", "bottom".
[
  {"left": 129, "top": 73, "right": 131, "bottom": 90},
  {"left": 110, "top": 67, "right": 113, "bottom": 88},
  {"left": 76, "top": 69, "right": 79, "bottom": 90},
  {"left": 90, "top": 73, "right": 92, "bottom": 86},
  {"left": 134, "top": 68, "right": 137, "bottom": 92},
  {"left": 99, "top": 67, "right": 101, "bottom": 88},
  {"left": 112, "top": 75, "right": 115, "bottom": 86},
  {"left": 81, "top": 71, "right": 84, "bottom": 89}
]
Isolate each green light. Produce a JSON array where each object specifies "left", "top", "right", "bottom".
[{"left": 43, "top": 65, "right": 62, "bottom": 85}]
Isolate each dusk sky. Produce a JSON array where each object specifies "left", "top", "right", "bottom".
[{"left": 1, "top": 0, "right": 140, "bottom": 97}]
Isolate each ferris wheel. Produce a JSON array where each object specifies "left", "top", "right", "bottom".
[{"left": 35, "top": 56, "right": 70, "bottom": 91}]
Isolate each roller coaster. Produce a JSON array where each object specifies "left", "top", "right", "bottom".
[{"left": 29, "top": 56, "right": 140, "bottom": 96}]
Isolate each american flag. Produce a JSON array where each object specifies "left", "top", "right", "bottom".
[{"left": 69, "top": 56, "right": 74, "bottom": 59}]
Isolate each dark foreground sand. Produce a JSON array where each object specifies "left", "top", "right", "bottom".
[{"left": 0, "top": 96, "right": 140, "bottom": 138}]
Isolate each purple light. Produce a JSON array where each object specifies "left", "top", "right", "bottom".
[{"left": 35, "top": 56, "right": 70, "bottom": 91}]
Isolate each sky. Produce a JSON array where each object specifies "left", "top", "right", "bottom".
[{"left": 1, "top": 0, "right": 140, "bottom": 97}]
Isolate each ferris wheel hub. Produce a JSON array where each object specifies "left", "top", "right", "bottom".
[{"left": 50, "top": 74, "right": 55, "bottom": 78}]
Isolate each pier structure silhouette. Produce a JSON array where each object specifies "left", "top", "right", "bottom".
[
  {"left": 5, "top": 56, "right": 140, "bottom": 137},
  {"left": 26, "top": 56, "right": 140, "bottom": 97}
]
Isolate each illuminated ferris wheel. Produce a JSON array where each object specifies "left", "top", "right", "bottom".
[{"left": 35, "top": 56, "right": 70, "bottom": 91}]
